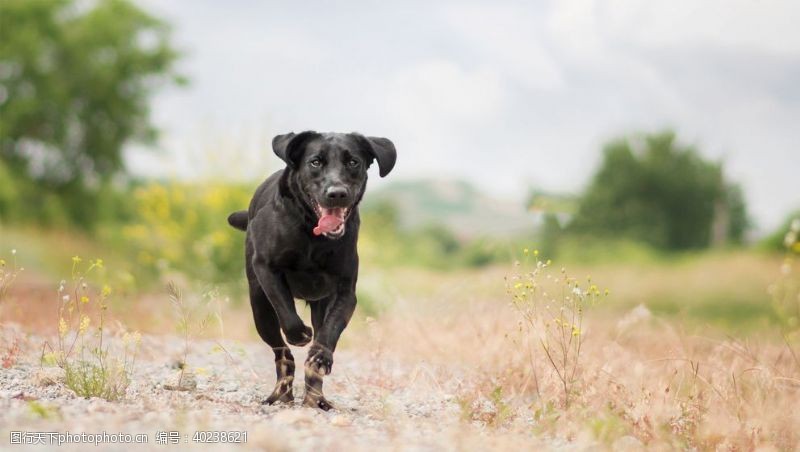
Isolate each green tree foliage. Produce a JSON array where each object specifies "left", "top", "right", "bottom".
[
  {"left": 724, "top": 184, "right": 749, "bottom": 245},
  {"left": 0, "top": 0, "right": 183, "bottom": 227},
  {"left": 539, "top": 213, "right": 563, "bottom": 259},
  {"left": 762, "top": 209, "right": 800, "bottom": 251},
  {"left": 569, "top": 131, "right": 748, "bottom": 250}
]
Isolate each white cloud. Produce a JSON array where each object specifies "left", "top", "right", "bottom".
[
  {"left": 127, "top": 0, "right": 800, "bottom": 231},
  {"left": 440, "top": 3, "right": 565, "bottom": 91},
  {"left": 601, "top": 0, "right": 800, "bottom": 55},
  {"left": 384, "top": 60, "right": 505, "bottom": 125}
]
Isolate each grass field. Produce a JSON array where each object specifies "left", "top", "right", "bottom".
[{"left": 1, "top": 230, "right": 799, "bottom": 450}]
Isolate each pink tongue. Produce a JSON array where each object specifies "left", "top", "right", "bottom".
[{"left": 313, "top": 214, "right": 343, "bottom": 236}]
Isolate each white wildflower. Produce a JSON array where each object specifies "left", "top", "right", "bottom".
[{"left": 785, "top": 231, "right": 797, "bottom": 249}]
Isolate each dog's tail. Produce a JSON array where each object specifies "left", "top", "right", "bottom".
[{"left": 227, "top": 211, "right": 249, "bottom": 231}]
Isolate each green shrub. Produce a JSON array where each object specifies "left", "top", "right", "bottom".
[
  {"left": 110, "top": 181, "right": 252, "bottom": 289},
  {"left": 762, "top": 210, "right": 800, "bottom": 252},
  {"left": 570, "top": 130, "right": 748, "bottom": 250}
]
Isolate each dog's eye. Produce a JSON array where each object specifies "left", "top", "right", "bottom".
[
  {"left": 309, "top": 159, "right": 322, "bottom": 168},
  {"left": 347, "top": 159, "right": 359, "bottom": 168}
]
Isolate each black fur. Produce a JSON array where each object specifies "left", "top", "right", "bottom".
[
  {"left": 228, "top": 131, "right": 396, "bottom": 409},
  {"left": 227, "top": 211, "right": 248, "bottom": 231}
]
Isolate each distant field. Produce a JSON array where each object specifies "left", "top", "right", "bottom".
[
  {"left": 0, "top": 221, "right": 785, "bottom": 336},
  {"left": 0, "top": 224, "right": 783, "bottom": 336},
  {"left": 356, "top": 250, "right": 782, "bottom": 334}
]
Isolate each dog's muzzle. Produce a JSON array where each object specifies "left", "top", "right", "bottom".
[{"left": 311, "top": 201, "right": 350, "bottom": 239}]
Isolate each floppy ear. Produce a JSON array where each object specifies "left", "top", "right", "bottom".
[
  {"left": 272, "top": 131, "right": 319, "bottom": 169},
  {"left": 356, "top": 135, "right": 397, "bottom": 177}
]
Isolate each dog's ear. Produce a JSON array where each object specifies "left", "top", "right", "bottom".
[
  {"left": 272, "top": 131, "right": 319, "bottom": 169},
  {"left": 354, "top": 134, "right": 397, "bottom": 177}
]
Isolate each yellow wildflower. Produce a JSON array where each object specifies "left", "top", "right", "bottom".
[
  {"left": 123, "top": 331, "right": 142, "bottom": 346},
  {"left": 79, "top": 315, "right": 90, "bottom": 334}
]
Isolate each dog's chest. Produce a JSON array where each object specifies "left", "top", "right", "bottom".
[
  {"left": 285, "top": 270, "right": 337, "bottom": 301},
  {"left": 274, "top": 247, "right": 343, "bottom": 302}
]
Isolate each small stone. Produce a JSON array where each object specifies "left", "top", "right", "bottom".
[
  {"left": 220, "top": 382, "right": 238, "bottom": 392},
  {"left": 330, "top": 415, "right": 352, "bottom": 427},
  {"left": 164, "top": 370, "right": 196, "bottom": 391},
  {"left": 34, "top": 368, "right": 64, "bottom": 387},
  {"left": 12, "top": 392, "right": 37, "bottom": 401}
]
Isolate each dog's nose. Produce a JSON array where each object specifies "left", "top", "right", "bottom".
[{"left": 325, "top": 186, "right": 349, "bottom": 200}]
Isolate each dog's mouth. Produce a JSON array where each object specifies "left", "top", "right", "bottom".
[{"left": 311, "top": 200, "right": 350, "bottom": 239}]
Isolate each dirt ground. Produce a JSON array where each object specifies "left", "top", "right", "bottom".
[{"left": 0, "top": 330, "right": 558, "bottom": 452}]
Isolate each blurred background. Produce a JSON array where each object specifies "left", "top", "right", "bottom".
[{"left": 1, "top": 0, "right": 799, "bottom": 335}]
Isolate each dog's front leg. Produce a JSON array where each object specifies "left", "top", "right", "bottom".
[
  {"left": 251, "top": 258, "right": 312, "bottom": 346},
  {"left": 303, "top": 289, "right": 356, "bottom": 410}
]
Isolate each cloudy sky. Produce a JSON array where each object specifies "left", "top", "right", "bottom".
[{"left": 129, "top": 0, "right": 800, "bottom": 232}]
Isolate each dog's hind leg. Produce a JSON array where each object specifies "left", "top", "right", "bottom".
[{"left": 247, "top": 265, "right": 295, "bottom": 405}]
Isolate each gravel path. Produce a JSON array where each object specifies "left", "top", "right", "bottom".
[{"left": 0, "top": 332, "right": 546, "bottom": 452}]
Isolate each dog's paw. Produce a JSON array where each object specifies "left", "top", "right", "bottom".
[
  {"left": 306, "top": 342, "right": 333, "bottom": 375},
  {"left": 263, "top": 378, "right": 294, "bottom": 405},
  {"left": 303, "top": 393, "right": 334, "bottom": 411},
  {"left": 284, "top": 323, "right": 312, "bottom": 346}
]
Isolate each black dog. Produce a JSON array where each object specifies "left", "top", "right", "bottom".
[{"left": 227, "top": 131, "right": 396, "bottom": 410}]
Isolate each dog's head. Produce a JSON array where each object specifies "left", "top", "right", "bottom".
[{"left": 272, "top": 131, "right": 396, "bottom": 239}]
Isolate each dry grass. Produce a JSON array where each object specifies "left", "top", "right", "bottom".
[
  {"left": 2, "top": 249, "right": 798, "bottom": 449},
  {"left": 366, "top": 306, "right": 800, "bottom": 448},
  {"left": 341, "top": 252, "right": 799, "bottom": 449}
]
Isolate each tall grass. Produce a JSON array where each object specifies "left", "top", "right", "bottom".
[
  {"left": 352, "top": 252, "right": 799, "bottom": 449},
  {"left": 0, "top": 249, "right": 23, "bottom": 368},
  {"left": 164, "top": 280, "right": 239, "bottom": 390},
  {"left": 0, "top": 249, "right": 22, "bottom": 302},
  {"left": 506, "top": 249, "right": 607, "bottom": 407},
  {"left": 44, "top": 257, "right": 140, "bottom": 400},
  {"left": 769, "top": 217, "right": 800, "bottom": 370}
]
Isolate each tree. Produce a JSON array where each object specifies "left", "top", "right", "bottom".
[
  {"left": 762, "top": 209, "right": 800, "bottom": 252},
  {"left": 0, "top": 0, "right": 183, "bottom": 226},
  {"left": 569, "top": 131, "right": 748, "bottom": 250}
]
